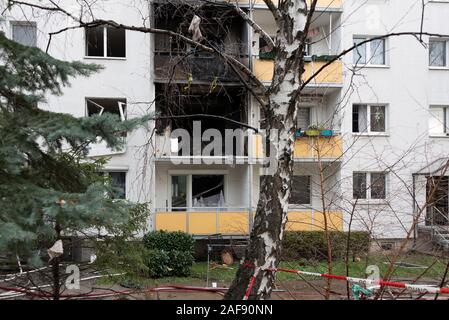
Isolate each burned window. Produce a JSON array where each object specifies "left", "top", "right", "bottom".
[
  {"left": 192, "top": 175, "right": 225, "bottom": 208},
  {"left": 291, "top": 176, "right": 311, "bottom": 205},
  {"left": 86, "top": 98, "right": 127, "bottom": 121},
  {"left": 11, "top": 22, "right": 37, "bottom": 47},
  {"left": 86, "top": 26, "right": 126, "bottom": 58}
]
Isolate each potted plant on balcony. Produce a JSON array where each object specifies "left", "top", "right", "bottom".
[
  {"left": 295, "top": 129, "right": 304, "bottom": 138},
  {"left": 305, "top": 124, "right": 321, "bottom": 137},
  {"left": 320, "top": 128, "right": 334, "bottom": 137}
]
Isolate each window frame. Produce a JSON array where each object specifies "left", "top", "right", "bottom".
[
  {"left": 102, "top": 171, "right": 127, "bottom": 200},
  {"left": 84, "top": 25, "right": 126, "bottom": 60},
  {"left": 352, "top": 104, "right": 388, "bottom": 135},
  {"left": 290, "top": 175, "right": 312, "bottom": 206},
  {"left": 429, "top": 38, "right": 449, "bottom": 68},
  {"left": 353, "top": 36, "right": 388, "bottom": 67},
  {"left": 10, "top": 21, "right": 37, "bottom": 47},
  {"left": 85, "top": 97, "right": 127, "bottom": 121},
  {"left": 168, "top": 171, "right": 228, "bottom": 210},
  {"left": 352, "top": 172, "right": 387, "bottom": 200},
  {"left": 429, "top": 105, "right": 449, "bottom": 137}
]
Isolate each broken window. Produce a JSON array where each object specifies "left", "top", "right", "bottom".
[
  {"left": 11, "top": 21, "right": 37, "bottom": 47},
  {"left": 353, "top": 172, "right": 386, "bottom": 200},
  {"left": 429, "top": 39, "right": 447, "bottom": 67},
  {"left": 429, "top": 106, "right": 449, "bottom": 135},
  {"left": 86, "top": 26, "right": 126, "bottom": 58},
  {"left": 102, "top": 171, "right": 126, "bottom": 199},
  {"left": 353, "top": 36, "right": 386, "bottom": 65},
  {"left": 291, "top": 176, "right": 311, "bottom": 205},
  {"left": 353, "top": 104, "right": 386, "bottom": 133},
  {"left": 192, "top": 175, "right": 225, "bottom": 208},
  {"left": 86, "top": 98, "right": 127, "bottom": 121}
]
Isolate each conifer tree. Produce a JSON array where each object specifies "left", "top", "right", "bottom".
[{"left": 0, "top": 31, "right": 148, "bottom": 299}]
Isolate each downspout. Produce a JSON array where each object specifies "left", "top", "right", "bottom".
[{"left": 247, "top": 0, "right": 254, "bottom": 234}]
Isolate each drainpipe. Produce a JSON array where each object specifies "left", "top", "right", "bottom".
[{"left": 247, "top": 0, "right": 254, "bottom": 234}]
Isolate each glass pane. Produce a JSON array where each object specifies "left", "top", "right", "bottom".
[
  {"left": 109, "top": 172, "right": 126, "bottom": 199},
  {"left": 12, "top": 23, "right": 37, "bottom": 47},
  {"left": 353, "top": 104, "right": 368, "bottom": 133},
  {"left": 353, "top": 173, "right": 367, "bottom": 199},
  {"left": 297, "top": 107, "right": 311, "bottom": 131},
  {"left": 353, "top": 37, "right": 366, "bottom": 64},
  {"left": 107, "top": 27, "right": 126, "bottom": 57},
  {"left": 429, "top": 107, "right": 446, "bottom": 135},
  {"left": 86, "top": 26, "right": 104, "bottom": 56},
  {"left": 429, "top": 41, "right": 446, "bottom": 67},
  {"left": 371, "top": 173, "right": 386, "bottom": 199},
  {"left": 370, "top": 39, "right": 385, "bottom": 65},
  {"left": 192, "top": 175, "right": 225, "bottom": 208},
  {"left": 291, "top": 176, "right": 311, "bottom": 205},
  {"left": 171, "top": 175, "right": 187, "bottom": 209},
  {"left": 370, "top": 105, "right": 386, "bottom": 132}
]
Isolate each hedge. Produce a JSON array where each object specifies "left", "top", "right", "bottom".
[
  {"left": 143, "top": 231, "right": 195, "bottom": 278},
  {"left": 282, "top": 231, "right": 370, "bottom": 261}
]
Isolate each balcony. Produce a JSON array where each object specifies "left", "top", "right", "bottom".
[
  {"left": 155, "top": 208, "right": 343, "bottom": 236},
  {"left": 252, "top": 135, "right": 343, "bottom": 160},
  {"left": 236, "top": 0, "right": 342, "bottom": 10},
  {"left": 155, "top": 208, "right": 251, "bottom": 236},
  {"left": 253, "top": 59, "right": 343, "bottom": 85}
]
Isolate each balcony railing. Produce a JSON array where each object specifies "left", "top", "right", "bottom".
[
  {"left": 155, "top": 208, "right": 343, "bottom": 235},
  {"left": 236, "top": 0, "right": 342, "bottom": 10},
  {"left": 252, "top": 134, "right": 343, "bottom": 160},
  {"left": 253, "top": 59, "right": 343, "bottom": 84}
]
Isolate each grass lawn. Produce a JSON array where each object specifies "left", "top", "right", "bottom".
[{"left": 98, "top": 252, "right": 449, "bottom": 287}]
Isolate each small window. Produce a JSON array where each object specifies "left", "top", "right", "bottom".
[
  {"left": 353, "top": 172, "right": 387, "bottom": 200},
  {"left": 291, "top": 176, "right": 311, "bottom": 205},
  {"left": 11, "top": 22, "right": 37, "bottom": 47},
  {"left": 259, "top": 35, "right": 276, "bottom": 60},
  {"left": 353, "top": 104, "right": 386, "bottom": 133},
  {"left": 429, "top": 106, "right": 449, "bottom": 135},
  {"left": 297, "top": 107, "right": 311, "bottom": 131},
  {"left": 429, "top": 39, "right": 447, "bottom": 67},
  {"left": 86, "top": 98, "right": 127, "bottom": 121},
  {"left": 106, "top": 172, "right": 126, "bottom": 199},
  {"left": 353, "top": 36, "right": 386, "bottom": 66},
  {"left": 171, "top": 175, "right": 187, "bottom": 210},
  {"left": 86, "top": 26, "right": 126, "bottom": 58}
]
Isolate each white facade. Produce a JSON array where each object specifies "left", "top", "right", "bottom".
[{"left": 2, "top": 0, "right": 449, "bottom": 240}]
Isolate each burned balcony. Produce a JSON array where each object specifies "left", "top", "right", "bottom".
[
  {"left": 153, "top": 1, "right": 248, "bottom": 83},
  {"left": 155, "top": 84, "right": 249, "bottom": 158}
]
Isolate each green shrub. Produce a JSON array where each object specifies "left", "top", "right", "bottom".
[
  {"left": 146, "top": 249, "right": 171, "bottom": 278},
  {"left": 143, "top": 231, "right": 195, "bottom": 278},
  {"left": 143, "top": 230, "right": 195, "bottom": 253},
  {"left": 282, "top": 231, "right": 370, "bottom": 261}
]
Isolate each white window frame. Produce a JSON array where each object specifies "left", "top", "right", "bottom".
[
  {"left": 101, "top": 170, "right": 128, "bottom": 200},
  {"left": 429, "top": 105, "right": 449, "bottom": 137},
  {"left": 353, "top": 172, "right": 388, "bottom": 201},
  {"left": 84, "top": 26, "right": 126, "bottom": 60},
  {"left": 352, "top": 104, "right": 388, "bottom": 135},
  {"left": 86, "top": 98, "right": 127, "bottom": 121},
  {"left": 353, "top": 36, "right": 388, "bottom": 67},
  {"left": 167, "top": 171, "right": 228, "bottom": 210},
  {"left": 429, "top": 38, "right": 449, "bottom": 69},
  {"left": 10, "top": 21, "right": 37, "bottom": 47}
]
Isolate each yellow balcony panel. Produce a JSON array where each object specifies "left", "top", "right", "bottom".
[
  {"left": 286, "top": 211, "right": 313, "bottom": 231},
  {"left": 219, "top": 212, "right": 250, "bottom": 235},
  {"left": 155, "top": 212, "right": 187, "bottom": 232},
  {"left": 188, "top": 212, "right": 218, "bottom": 235},
  {"left": 237, "top": 0, "right": 342, "bottom": 10},
  {"left": 294, "top": 136, "right": 343, "bottom": 159},
  {"left": 253, "top": 59, "right": 343, "bottom": 85},
  {"left": 312, "top": 211, "right": 344, "bottom": 231}
]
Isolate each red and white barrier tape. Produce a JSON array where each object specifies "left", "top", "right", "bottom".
[{"left": 268, "top": 267, "right": 449, "bottom": 295}]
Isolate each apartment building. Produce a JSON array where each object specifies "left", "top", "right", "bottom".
[{"left": 2, "top": 0, "right": 449, "bottom": 250}]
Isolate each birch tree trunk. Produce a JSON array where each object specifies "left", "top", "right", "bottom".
[{"left": 225, "top": 0, "right": 310, "bottom": 300}]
